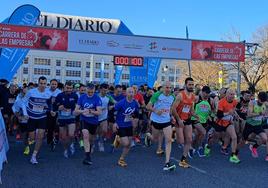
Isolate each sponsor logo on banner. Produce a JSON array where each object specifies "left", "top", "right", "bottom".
[
  {"left": 191, "top": 40, "right": 245, "bottom": 62},
  {"left": 147, "top": 42, "right": 159, "bottom": 53},
  {"left": 0, "top": 24, "right": 68, "bottom": 51},
  {"left": 37, "top": 12, "right": 121, "bottom": 33},
  {"left": 162, "top": 47, "right": 183, "bottom": 52},
  {"left": 149, "top": 42, "right": 157, "bottom": 49},
  {"left": 123, "top": 43, "right": 143, "bottom": 49},
  {"left": 107, "top": 40, "right": 119, "bottom": 47},
  {"left": 78, "top": 39, "right": 99, "bottom": 46}
]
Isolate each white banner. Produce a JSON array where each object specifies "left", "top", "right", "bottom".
[
  {"left": 68, "top": 31, "right": 192, "bottom": 59},
  {"left": 37, "top": 12, "right": 121, "bottom": 33}
]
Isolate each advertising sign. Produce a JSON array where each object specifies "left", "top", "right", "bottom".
[
  {"left": 191, "top": 40, "right": 245, "bottom": 62},
  {"left": 0, "top": 23, "right": 67, "bottom": 51}
]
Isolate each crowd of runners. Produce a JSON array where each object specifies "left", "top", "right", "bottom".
[{"left": 0, "top": 76, "right": 268, "bottom": 171}]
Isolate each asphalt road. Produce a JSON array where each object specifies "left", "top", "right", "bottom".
[{"left": 1, "top": 138, "right": 268, "bottom": 188}]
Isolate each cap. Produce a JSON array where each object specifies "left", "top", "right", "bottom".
[{"left": 74, "top": 83, "right": 80, "bottom": 88}]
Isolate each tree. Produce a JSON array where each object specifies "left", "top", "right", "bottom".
[
  {"left": 191, "top": 61, "right": 223, "bottom": 88},
  {"left": 223, "top": 26, "right": 268, "bottom": 93}
]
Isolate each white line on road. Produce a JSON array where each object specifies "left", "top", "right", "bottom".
[{"left": 170, "top": 157, "right": 207, "bottom": 174}]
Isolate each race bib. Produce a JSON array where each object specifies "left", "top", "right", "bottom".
[
  {"left": 124, "top": 114, "right": 132, "bottom": 122},
  {"left": 61, "top": 110, "right": 71, "bottom": 116},
  {"left": 182, "top": 105, "right": 190, "bottom": 113},
  {"left": 8, "top": 98, "right": 15, "bottom": 104},
  {"left": 222, "top": 115, "right": 232, "bottom": 121},
  {"left": 82, "top": 110, "right": 94, "bottom": 117},
  {"left": 32, "top": 105, "right": 44, "bottom": 113},
  {"left": 253, "top": 116, "right": 263, "bottom": 121}
]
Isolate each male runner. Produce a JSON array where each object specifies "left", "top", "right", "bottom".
[
  {"left": 172, "top": 77, "right": 198, "bottom": 168},
  {"left": 55, "top": 81, "right": 78, "bottom": 158},
  {"left": 113, "top": 87, "right": 139, "bottom": 167},
  {"left": 74, "top": 83, "right": 102, "bottom": 165},
  {"left": 145, "top": 82, "right": 176, "bottom": 171}
]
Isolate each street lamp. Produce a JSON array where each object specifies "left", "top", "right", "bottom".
[{"left": 163, "top": 65, "right": 168, "bottom": 83}]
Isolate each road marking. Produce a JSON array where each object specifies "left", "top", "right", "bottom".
[{"left": 170, "top": 157, "right": 207, "bottom": 174}]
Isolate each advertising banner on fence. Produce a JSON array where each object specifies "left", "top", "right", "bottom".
[
  {"left": 191, "top": 40, "right": 245, "bottom": 62},
  {"left": 68, "top": 30, "right": 191, "bottom": 59},
  {"left": 0, "top": 23, "right": 68, "bottom": 51}
]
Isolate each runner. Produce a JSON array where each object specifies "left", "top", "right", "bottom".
[
  {"left": 55, "top": 81, "right": 78, "bottom": 158},
  {"left": 236, "top": 90, "right": 251, "bottom": 142},
  {"left": 23, "top": 76, "right": 55, "bottom": 164},
  {"left": 74, "top": 83, "right": 102, "bottom": 165},
  {"left": 113, "top": 87, "right": 139, "bottom": 167},
  {"left": 238, "top": 91, "right": 268, "bottom": 160},
  {"left": 46, "top": 79, "right": 61, "bottom": 151},
  {"left": 172, "top": 77, "right": 198, "bottom": 168},
  {"left": 98, "top": 83, "right": 116, "bottom": 152},
  {"left": 132, "top": 84, "right": 146, "bottom": 145},
  {"left": 12, "top": 86, "right": 30, "bottom": 155},
  {"left": 190, "top": 86, "right": 213, "bottom": 158},
  {"left": 145, "top": 82, "right": 176, "bottom": 171},
  {"left": 205, "top": 89, "right": 240, "bottom": 164}
]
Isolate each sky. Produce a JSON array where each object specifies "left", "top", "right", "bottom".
[{"left": 0, "top": 0, "right": 267, "bottom": 42}]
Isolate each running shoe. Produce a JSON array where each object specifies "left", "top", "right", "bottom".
[
  {"left": 83, "top": 156, "right": 92, "bottom": 165},
  {"left": 50, "top": 140, "right": 56, "bottom": 152},
  {"left": 204, "top": 144, "right": 211, "bottom": 157},
  {"left": 197, "top": 147, "right": 205, "bottom": 157},
  {"left": 179, "top": 159, "right": 190, "bottom": 168},
  {"left": 70, "top": 143, "right": 75, "bottom": 155},
  {"left": 220, "top": 147, "right": 229, "bottom": 156},
  {"left": 16, "top": 134, "right": 21, "bottom": 140},
  {"left": 156, "top": 148, "right": 164, "bottom": 155},
  {"left": 23, "top": 146, "right": 30, "bottom": 155},
  {"left": 98, "top": 141, "right": 105, "bottom": 152},
  {"left": 79, "top": 140, "right": 84, "bottom": 148},
  {"left": 64, "top": 150, "right": 69, "bottom": 159},
  {"left": 113, "top": 135, "right": 120, "bottom": 148},
  {"left": 188, "top": 149, "right": 195, "bottom": 159},
  {"left": 130, "top": 140, "right": 136, "bottom": 148},
  {"left": 163, "top": 162, "right": 176, "bottom": 171},
  {"left": 249, "top": 145, "right": 259, "bottom": 158},
  {"left": 134, "top": 135, "right": 141, "bottom": 143},
  {"left": 30, "top": 156, "right": 38, "bottom": 165},
  {"left": 144, "top": 133, "right": 152, "bottom": 147},
  {"left": 265, "top": 155, "right": 268, "bottom": 162},
  {"left": 118, "top": 158, "right": 127, "bottom": 167},
  {"left": 229, "top": 155, "right": 240, "bottom": 164}
]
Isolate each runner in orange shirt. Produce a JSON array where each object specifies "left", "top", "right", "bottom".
[{"left": 172, "top": 77, "right": 199, "bottom": 168}]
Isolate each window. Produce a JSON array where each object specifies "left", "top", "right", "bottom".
[
  {"left": 56, "top": 60, "right": 61, "bottom": 66},
  {"left": 66, "top": 60, "right": 81, "bottom": 67},
  {"left": 66, "top": 70, "right": 81, "bottom": 77},
  {"left": 23, "top": 57, "right": 29, "bottom": 64},
  {"left": 169, "top": 76, "right": 174, "bottom": 82},
  {"left": 95, "top": 72, "right": 101, "bottom": 78},
  {"left": 104, "top": 73, "right": 109, "bottom": 78},
  {"left": 95, "top": 63, "right": 101, "bottom": 69},
  {"left": 23, "top": 67, "right": 28, "bottom": 74},
  {"left": 104, "top": 63, "right": 109, "bottom": 70},
  {"left": 86, "top": 71, "right": 90, "bottom": 78},
  {"left": 86, "top": 62, "right": 91, "bottom": 68},
  {"left": 161, "top": 76, "right": 165, "bottom": 81},
  {"left": 122, "top": 74, "right": 129, "bottom": 79},
  {"left": 56, "top": 70, "right": 61, "bottom": 76},
  {"left": 66, "top": 80, "right": 80, "bottom": 83},
  {"left": 34, "top": 58, "right": 51, "bottom": 65},
  {"left": 34, "top": 68, "right": 50, "bottom": 75}
]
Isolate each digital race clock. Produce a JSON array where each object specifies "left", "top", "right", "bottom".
[{"left": 113, "top": 56, "right": 144, "bottom": 66}]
